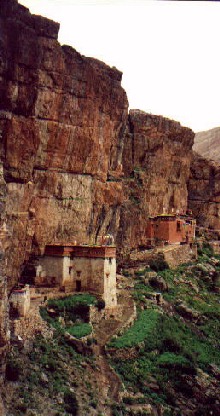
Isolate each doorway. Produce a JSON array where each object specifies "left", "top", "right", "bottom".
[{"left": 76, "top": 280, "right": 81, "bottom": 292}]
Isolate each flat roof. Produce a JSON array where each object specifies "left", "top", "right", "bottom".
[{"left": 44, "top": 244, "right": 116, "bottom": 258}]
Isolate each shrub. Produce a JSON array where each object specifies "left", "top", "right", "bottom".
[
  {"left": 5, "top": 358, "right": 21, "bottom": 381},
  {"left": 64, "top": 390, "right": 78, "bottom": 415},
  {"left": 157, "top": 352, "right": 193, "bottom": 372},
  {"left": 149, "top": 257, "right": 169, "bottom": 272},
  {"left": 97, "top": 299, "right": 105, "bottom": 311}
]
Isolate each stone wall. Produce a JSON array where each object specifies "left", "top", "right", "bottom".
[
  {"left": 162, "top": 244, "right": 197, "bottom": 269},
  {"left": 36, "top": 255, "right": 65, "bottom": 286}
]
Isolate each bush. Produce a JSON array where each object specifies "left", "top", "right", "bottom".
[
  {"left": 198, "top": 242, "right": 214, "bottom": 258},
  {"left": 149, "top": 257, "right": 169, "bottom": 272},
  {"left": 157, "top": 352, "right": 194, "bottom": 372},
  {"left": 64, "top": 390, "right": 78, "bottom": 415},
  {"left": 97, "top": 299, "right": 105, "bottom": 311},
  {"left": 6, "top": 358, "right": 21, "bottom": 381}
]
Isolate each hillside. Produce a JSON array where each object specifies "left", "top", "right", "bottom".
[
  {"left": 3, "top": 242, "right": 220, "bottom": 415},
  {"left": 193, "top": 127, "right": 220, "bottom": 163}
]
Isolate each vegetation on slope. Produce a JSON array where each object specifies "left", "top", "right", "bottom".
[
  {"left": 109, "top": 244, "right": 220, "bottom": 415},
  {"left": 40, "top": 293, "right": 98, "bottom": 339},
  {"left": 4, "top": 243, "right": 220, "bottom": 416}
]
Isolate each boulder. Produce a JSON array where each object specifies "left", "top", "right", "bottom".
[{"left": 149, "top": 276, "right": 168, "bottom": 292}]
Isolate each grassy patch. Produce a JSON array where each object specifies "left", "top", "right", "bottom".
[
  {"left": 108, "top": 309, "right": 159, "bottom": 348},
  {"left": 109, "top": 304, "right": 220, "bottom": 408},
  {"left": 40, "top": 293, "right": 98, "bottom": 339},
  {"left": 67, "top": 323, "right": 92, "bottom": 339}
]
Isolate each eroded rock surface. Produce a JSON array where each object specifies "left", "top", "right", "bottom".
[
  {"left": 0, "top": 0, "right": 197, "bottom": 385},
  {"left": 194, "top": 127, "right": 220, "bottom": 163},
  {"left": 118, "top": 110, "right": 194, "bottom": 255},
  {"left": 1, "top": 0, "right": 128, "bottom": 288},
  {"left": 188, "top": 152, "right": 220, "bottom": 229}
]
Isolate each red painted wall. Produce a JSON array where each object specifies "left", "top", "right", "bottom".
[{"left": 146, "top": 216, "right": 195, "bottom": 245}]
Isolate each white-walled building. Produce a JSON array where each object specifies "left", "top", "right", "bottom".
[
  {"left": 9, "top": 285, "right": 30, "bottom": 317},
  {"left": 36, "top": 244, "right": 117, "bottom": 308}
]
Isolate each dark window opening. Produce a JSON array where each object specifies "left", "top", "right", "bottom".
[
  {"left": 176, "top": 221, "right": 181, "bottom": 232},
  {"left": 76, "top": 280, "right": 81, "bottom": 292},
  {"left": 20, "top": 264, "right": 36, "bottom": 285},
  {"left": 109, "top": 258, "right": 112, "bottom": 264}
]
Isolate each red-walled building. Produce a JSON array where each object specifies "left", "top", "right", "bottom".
[{"left": 146, "top": 215, "right": 196, "bottom": 247}]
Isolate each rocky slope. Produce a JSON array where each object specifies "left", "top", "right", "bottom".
[
  {"left": 188, "top": 152, "right": 220, "bottom": 230},
  {"left": 3, "top": 252, "right": 220, "bottom": 416},
  {"left": 193, "top": 127, "right": 220, "bottom": 163}
]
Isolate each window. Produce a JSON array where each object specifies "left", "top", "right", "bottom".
[
  {"left": 76, "top": 271, "right": 81, "bottom": 277},
  {"left": 176, "top": 221, "right": 181, "bottom": 232},
  {"left": 109, "top": 258, "right": 112, "bottom": 264},
  {"left": 76, "top": 280, "right": 81, "bottom": 291}
]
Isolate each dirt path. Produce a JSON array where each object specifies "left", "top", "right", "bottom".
[{"left": 93, "top": 290, "right": 136, "bottom": 412}]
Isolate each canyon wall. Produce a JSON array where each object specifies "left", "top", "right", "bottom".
[
  {"left": 0, "top": 0, "right": 196, "bottom": 377},
  {"left": 190, "top": 127, "right": 220, "bottom": 230},
  {"left": 118, "top": 110, "right": 194, "bottom": 256},
  {"left": 188, "top": 152, "right": 220, "bottom": 230},
  {"left": 0, "top": 0, "right": 128, "bottom": 288},
  {"left": 1, "top": 0, "right": 196, "bottom": 284}
]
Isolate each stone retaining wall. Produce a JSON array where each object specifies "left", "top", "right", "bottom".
[{"left": 162, "top": 244, "right": 197, "bottom": 269}]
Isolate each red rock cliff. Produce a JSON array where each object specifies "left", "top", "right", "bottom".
[
  {"left": 0, "top": 0, "right": 197, "bottom": 380},
  {"left": 117, "top": 110, "right": 194, "bottom": 255},
  {"left": 0, "top": 0, "right": 128, "bottom": 289},
  {"left": 188, "top": 152, "right": 220, "bottom": 230}
]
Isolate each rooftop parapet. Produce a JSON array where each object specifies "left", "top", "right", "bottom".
[{"left": 44, "top": 244, "right": 116, "bottom": 259}]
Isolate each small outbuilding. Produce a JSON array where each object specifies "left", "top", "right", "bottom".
[{"left": 9, "top": 285, "right": 30, "bottom": 318}]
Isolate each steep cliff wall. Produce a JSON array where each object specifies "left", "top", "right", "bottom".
[
  {"left": 117, "top": 110, "right": 194, "bottom": 255},
  {"left": 0, "top": 0, "right": 198, "bottom": 384},
  {"left": 188, "top": 152, "right": 220, "bottom": 229},
  {"left": 0, "top": 0, "right": 128, "bottom": 288}
]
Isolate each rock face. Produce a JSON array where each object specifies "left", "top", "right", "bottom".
[
  {"left": 0, "top": 0, "right": 196, "bottom": 380},
  {"left": 188, "top": 152, "right": 220, "bottom": 229},
  {"left": 189, "top": 126, "right": 220, "bottom": 230},
  {"left": 0, "top": 0, "right": 128, "bottom": 288},
  {"left": 0, "top": 165, "right": 9, "bottom": 382},
  {"left": 117, "top": 110, "right": 194, "bottom": 255},
  {"left": 193, "top": 127, "right": 220, "bottom": 163},
  {"left": 0, "top": 0, "right": 196, "bottom": 284}
]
